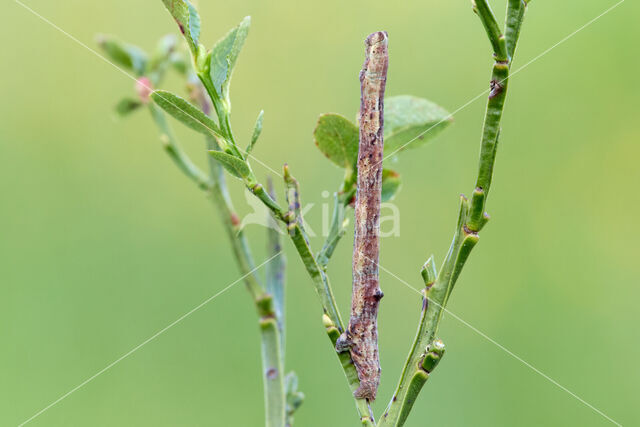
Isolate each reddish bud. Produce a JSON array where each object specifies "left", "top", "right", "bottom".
[
  {"left": 230, "top": 213, "right": 241, "bottom": 227},
  {"left": 136, "top": 77, "right": 153, "bottom": 104}
]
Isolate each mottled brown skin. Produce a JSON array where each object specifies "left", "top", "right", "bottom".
[{"left": 336, "top": 31, "right": 388, "bottom": 401}]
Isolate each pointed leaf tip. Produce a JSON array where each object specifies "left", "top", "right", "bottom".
[
  {"left": 208, "top": 150, "right": 252, "bottom": 179},
  {"left": 246, "top": 110, "right": 264, "bottom": 156},
  {"left": 161, "top": 0, "right": 201, "bottom": 56},
  {"left": 150, "top": 90, "right": 223, "bottom": 140},
  {"left": 209, "top": 16, "right": 251, "bottom": 104}
]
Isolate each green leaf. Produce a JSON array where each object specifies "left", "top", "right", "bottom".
[
  {"left": 150, "top": 90, "right": 223, "bottom": 139},
  {"left": 381, "top": 169, "right": 402, "bottom": 202},
  {"left": 169, "top": 52, "right": 188, "bottom": 75},
  {"left": 148, "top": 34, "right": 178, "bottom": 71},
  {"left": 208, "top": 150, "right": 252, "bottom": 179},
  {"left": 285, "top": 372, "right": 304, "bottom": 417},
  {"left": 246, "top": 110, "right": 264, "bottom": 156},
  {"left": 161, "top": 0, "right": 201, "bottom": 56},
  {"left": 209, "top": 16, "right": 251, "bottom": 103},
  {"left": 97, "top": 35, "right": 148, "bottom": 75},
  {"left": 383, "top": 95, "right": 452, "bottom": 155},
  {"left": 313, "top": 113, "right": 359, "bottom": 169},
  {"left": 115, "top": 98, "right": 142, "bottom": 117}
]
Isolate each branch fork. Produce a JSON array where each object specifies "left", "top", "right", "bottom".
[{"left": 143, "top": 1, "right": 531, "bottom": 425}]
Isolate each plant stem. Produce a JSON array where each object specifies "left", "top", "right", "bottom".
[
  {"left": 379, "top": 197, "right": 475, "bottom": 427},
  {"left": 196, "top": 70, "right": 376, "bottom": 425},
  {"left": 205, "top": 135, "right": 286, "bottom": 427},
  {"left": 148, "top": 105, "right": 286, "bottom": 426},
  {"left": 316, "top": 192, "right": 350, "bottom": 269},
  {"left": 505, "top": 0, "right": 529, "bottom": 60},
  {"left": 149, "top": 103, "right": 210, "bottom": 191},
  {"left": 205, "top": 136, "right": 265, "bottom": 300},
  {"left": 266, "top": 178, "right": 287, "bottom": 356},
  {"left": 317, "top": 170, "right": 356, "bottom": 269},
  {"left": 380, "top": 2, "right": 529, "bottom": 425},
  {"left": 473, "top": 0, "right": 508, "bottom": 62},
  {"left": 257, "top": 293, "right": 287, "bottom": 427},
  {"left": 285, "top": 219, "right": 374, "bottom": 425}
]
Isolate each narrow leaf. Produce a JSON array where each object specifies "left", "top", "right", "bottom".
[
  {"left": 285, "top": 371, "right": 304, "bottom": 422},
  {"left": 97, "top": 35, "right": 148, "bottom": 75},
  {"left": 161, "top": 0, "right": 201, "bottom": 56},
  {"left": 246, "top": 110, "right": 264, "bottom": 156},
  {"left": 150, "top": 90, "right": 222, "bottom": 138},
  {"left": 313, "top": 113, "right": 359, "bottom": 169},
  {"left": 384, "top": 95, "right": 452, "bottom": 155},
  {"left": 381, "top": 169, "right": 401, "bottom": 202},
  {"left": 209, "top": 16, "right": 251, "bottom": 102},
  {"left": 208, "top": 150, "right": 252, "bottom": 179},
  {"left": 115, "top": 98, "right": 142, "bottom": 116}
]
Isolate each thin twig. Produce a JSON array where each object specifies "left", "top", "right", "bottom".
[
  {"left": 148, "top": 103, "right": 287, "bottom": 426},
  {"left": 197, "top": 60, "right": 376, "bottom": 426},
  {"left": 379, "top": 2, "right": 529, "bottom": 425}
]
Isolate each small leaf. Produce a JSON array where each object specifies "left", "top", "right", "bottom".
[
  {"left": 148, "top": 34, "right": 178, "bottom": 72},
  {"left": 161, "top": 0, "right": 201, "bottom": 56},
  {"left": 285, "top": 372, "right": 304, "bottom": 417},
  {"left": 115, "top": 98, "right": 142, "bottom": 116},
  {"left": 97, "top": 35, "right": 148, "bottom": 75},
  {"left": 150, "top": 90, "right": 223, "bottom": 138},
  {"left": 208, "top": 150, "right": 252, "bottom": 179},
  {"left": 246, "top": 110, "right": 264, "bottom": 156},
  {"left": 209, "top": 16, "right": 251, "bottom": 103},
  {"left": 285, "top": 371, "right": 299, "bottom": 394},
  {"left": 313, "top": 113, "right": 359, "bottom": 169},
  {"left": 381, "top": 169, "right": 401, "bottom": 202},
  {"left": 170, "top": 52, "right": 188, "bottom": 75},
  {"left": 383, "top": 95, "right": 452, "bottom": 155}
]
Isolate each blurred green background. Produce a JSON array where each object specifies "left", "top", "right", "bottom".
[{"left": 1, "top": 1, "right": 638, "bottom": 426}]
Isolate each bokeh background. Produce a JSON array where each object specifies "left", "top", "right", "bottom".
[{"left": 1, "top": 1, "right": 638, "bottom": 426}]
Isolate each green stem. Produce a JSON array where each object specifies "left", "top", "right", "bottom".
[
  {"left": 380, "top": 3, "right": 529, "bottom": 426},
  {"left": 473, "top": 0, "right": 508, "bottom": 62},
  {"left": 318, "top": 171, "right": 355, "bottom": 269},
  {"left": 205, "top": 137, "right": 286, "bottom": 427},
  {"left": 205, "top": 138, "right": 265, "bottom": 300},
  {"left": 197, "top": 71, "right": 243, "bottom": 157},
  {"left": 257, "top": 293, "right": 287, "bottom": 427},
  {"left": 148, "top": 104, "right": 210, "bottom": 191},
  {"left": 379, "top": 197, "right": 475, "bottom": 427},
  {"left": 289, "top": 220, "right": 373, "bottom": 425},
  {"left": 149, "top": 105, "right": 286, "bottom": 426},
  {"left": 505, "top": 0, "right": 529, "bottom": 60},
  {"left": 197, "top": 60, "right": 375, "bottom": 426},
  {"left": 316, "top": 193, "right": 349, "bottom": 269},
  {"left": 266, "top": 179, "right": 287, "bottom": 357},
  {"left": 281, "top": 174, "right": 374, "bottom": 425}
]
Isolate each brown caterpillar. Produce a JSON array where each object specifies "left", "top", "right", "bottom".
[{"left": 336, "top": 31, "right": 388, "bottom": 401}]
